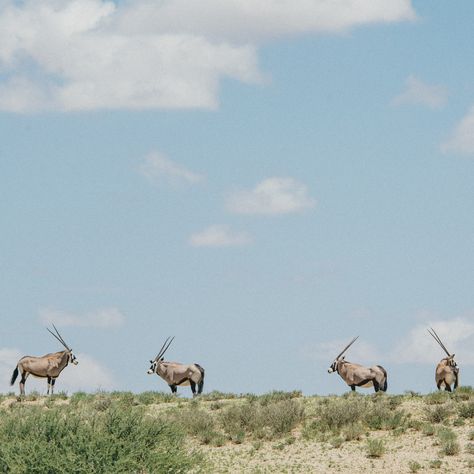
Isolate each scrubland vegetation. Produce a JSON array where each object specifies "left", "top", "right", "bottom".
[{"left": 2, "top": 388, "right": 474, "bottom": 472}]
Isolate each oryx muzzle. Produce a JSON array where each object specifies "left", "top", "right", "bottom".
[
  {"left": 10, "top": 325, "right": 78, "bottom": 396},
  {"left": 328, "top": 336, "right": 388, "bottom": 393},
  {"left": 428, "top": 327, "right": 459, "bottom": 392},
  {"left": 147, "top": 336, "right": 205, "bottom": 397}
]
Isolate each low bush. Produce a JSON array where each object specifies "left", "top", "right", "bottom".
[{"left": 366, "top": 438, "right": 385, "bottom": 458}]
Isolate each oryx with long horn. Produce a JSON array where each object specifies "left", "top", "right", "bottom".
[
  {"left": 147, "top": 337, "right": 205, "bottom": 397},
  {"left": 428, "top": 327, "right": 459, "bottom": 392},
  {"left": 10, "top": 325, "right": 78, "bottom": 395},
  {"left": 327, "top": 336, "right": 388, "bottom": 393}
]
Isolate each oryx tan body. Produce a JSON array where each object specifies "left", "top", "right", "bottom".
[
  {"left": 333, "top": 359, "right": 387, "bottom": 391},
  {"left": 10, "top": 326, "right": 78, "bottom": 395},
  {"left": 428, "top": 328, "right": 459, "bottom": 392},
  {"left": 328, "top": 337, "right": 388, "bottom": 393},
  {"left": 148, "top": 337, "right": 205, "bottom": 396}
]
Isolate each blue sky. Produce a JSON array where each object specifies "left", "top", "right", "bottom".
[{"left": 1, "top": 0, "right": 473, "bottom": 395}]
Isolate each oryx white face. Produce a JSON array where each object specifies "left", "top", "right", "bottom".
[
  {"left": 328, "top": 357, "right": 343, "bottom": 373},
  {"left": 69, "top": 351, "right": 79, "bottom": 365},
  {"left": 147, "top": 358, "right": 163, "bottom": 374},
  {"left": 147, "top": 360, "right": 157, "bottom": 374}
]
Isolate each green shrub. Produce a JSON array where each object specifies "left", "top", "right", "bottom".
[
  {"left": 437, "top": 428, "right": 459, "bottom": 456},
  {"left": 425, "top": 405, "right": 452, "bottom": 424},
  {"left": 366, "top": 438, "right": 385, "bottom": 458},
  {"left": 429, "top": 459, "right": 442, "bottom": 469},
  {"left": 408, "top": 461, "right": 422, "bottom": 472},
  {"left": 425, "top": 391, "right": 451, "bottom": 405},
  {"left": 0, "top": 404, "right": 202, "bottom": 472},
  {"left": 458, "top": 401, "right": 474, "bottom": 419}
]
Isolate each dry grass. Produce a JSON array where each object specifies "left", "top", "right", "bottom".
[{"left": 3, "top": 389, "right": 474, "bottom": 472}]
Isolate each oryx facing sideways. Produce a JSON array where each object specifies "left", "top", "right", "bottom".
[
  {"left": 328, "top": 336, "right": 388, "bottom": 393},
  {"left": 147, "top": 337, "right": 205, "bottom": 397},
  {"left": 428, "top": 327, "right": 459, "bottom": 392},
  {"left": 10, "top": 325, "right": 78, "bottom": 396}
]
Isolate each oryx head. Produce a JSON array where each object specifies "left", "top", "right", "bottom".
[
  {"left": 47, "top": 324, "right": 78, "bottom": 365},
  {"left": 328, "top": 336, "right": 358, "bottom": 373},
  {"left": 147, "top": 336, "right": 174, "bottom": 374},
  {"left": 428, "top": 327, "right": 457, "bottom": 371}
]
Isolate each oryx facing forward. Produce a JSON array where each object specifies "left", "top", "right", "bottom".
[
  {"left": 147, "top": 337, "right": 205, "bottom": 397},
  {"left": 10, "top": 325, "right": 78, "bottom": 396},
  {"left": 328, "top": 336, "right": 388, "bottom": 393},
  {"left": 428, "top": 327, "right": 459, "bottom": 392}
]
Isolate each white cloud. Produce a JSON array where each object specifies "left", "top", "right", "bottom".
[
  {"left": 441, "top": 106, "right": 474, "bottom": 155},
  {"left": 116, "top": 0, "right": 415, "bottom": 43},
  {"left": 0, "top": 348, "right": 116, "bottom": 393},
  {"left": 0, "top": 0, "right": 415, "bottom": 112},
  {"left": 304, "top": 338, "right": 381, "bottom": 366},
  {"left": 39, "top": 307, "right": 125, "bottom": 329},
  {"left": 189, "top": 224, "right": 252, "bottom": 247},
  {"left": 140, "top": 152, "right": 204, "bottom": 185},
  {"left": 391, "top": 318, "right": 474, "bottom": 365},
  {"left": 227, "top": 177, "right": 316, "bottom": 215},
  {"left": 392, "top": 75, "right": 448, "bottom": 109}
]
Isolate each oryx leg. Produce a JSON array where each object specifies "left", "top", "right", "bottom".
[
  {"left": 350, "top": 385, "right": 356, "bottom": 392},
  {"left": 51, "top": 378, "right": 56, "bottom": 395},
  {"left": 47, "top": 376, "right": 52, "bottom": 395},
  {"left": 190, "top": 380, "right": 197, "bottom": 397},
  {"left": 444, "top": 382, "right": 452, "bottom": 392},
  {"left": 19, "top": 371, "right": 29, "bottom": 396},
  {"left": 169, "top": 384, "right": 177, "bottom": 394},
  {"left": 373, "top": 380, "right": 380, "bottom": 392}
]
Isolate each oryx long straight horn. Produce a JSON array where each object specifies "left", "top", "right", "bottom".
[{"left": 428, "top": 327, "right": 459, "bottom": 392}]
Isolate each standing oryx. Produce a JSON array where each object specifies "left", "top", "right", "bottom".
[
  {"left": 428, "top": 327, "right": 459, "bottom": 392},
  {"left": 10, "top": 325, "right": 78, "bottom": 395},
  {"left": 328, "top": 336, "right": 388, "bottom": 393},
  {"left": 147, "top": 337, "right": 205, "bottom": 397}
]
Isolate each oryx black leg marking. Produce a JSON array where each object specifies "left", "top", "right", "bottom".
[
  {"left": 47, "top": 376, "right": 52, "bottom": 395},
  {"left": 19, "top": 372, "right": 28, "bottom": 396},
  {"left": 373, "top": 380, "right": 380, "bottom": 392},
  {"left": 51, "top": 378, "right": 56, "bottom": 394},
  {"left": 169, "top": 384, "right": 177, "bottom": 394},
  {"left": 445, "top": 382, "right": 452, "bottom": 392},
  {"left": 190, "top": 380, "right": 197, "bottom": 396},
  {"left": 350, "top": 385, "right": 356, "bottom": 392}
]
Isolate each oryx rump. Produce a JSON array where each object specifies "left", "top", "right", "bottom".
[
  {"left": 328, "top": 336, "right": 388, "bottom": 393},
  {"left": 147, "top": 337, "right": 205, "bottom": 397},
  {"left": 428, "top": 327, "right": 459, "bottom": 392},
  {"left": 10, "top": 325, "right": 78, "bottom": 395}
]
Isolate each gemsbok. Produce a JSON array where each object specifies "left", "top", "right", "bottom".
[
  {"left": 428, "top": 327, "right": 459, "bottom": 392},
  {"left": 10, "top": 325, "right": 78, "bottom": 395},
  {"left": 147, "top": 337, "right": 205, "bottom": 397},
  {"left": 328, "top": 336, "right": 388, "bottom": 393}
]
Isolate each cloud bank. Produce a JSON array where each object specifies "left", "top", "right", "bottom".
[
  {"left": 442, "top": 106, "right": 474, "bottom": 155},
  {"left": 392, "top": 75, "right": 448, "bottom": 109},
  {"left": 0, "top": 0, "right": 415, "bottom": 112}
]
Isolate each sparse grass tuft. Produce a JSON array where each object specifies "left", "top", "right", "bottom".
[
  {"left": 366, "top": 438, "right": 385, "bottom": 458},
  {"left": 437, "top": 427, "right": 460, "bottom": 456},
  {"left": 408, "top": 460, "right": 422, "bottom": 472}
]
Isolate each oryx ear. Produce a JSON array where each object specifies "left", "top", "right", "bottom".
[
  {"left": 451, "top": 354, "right": 455, "bottom": 358},
  {"left": 160, "top": 357, "right": 164, "bottom": 361},
  {"left": 150, "top": 360, "right": 153, "bottom": 364},
  {"left": 342, "top": 356, "right": 345, "bottom": 360}
]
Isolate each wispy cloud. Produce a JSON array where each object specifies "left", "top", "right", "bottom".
[
  {"left": 189, "top": 225, "right": 252, "bottom": 247},
  {"left": 39, "top": 307, "right": 125, "bottom": 329},
  {"left": 0, "top": 0, "right": 415, "bottom": 112},
  {"left": 227, "top": 177, "right": 316, "bottom": 215},
  {"left": 391, "top": 75, "right": 448, "bottom": 109},
  {"left": 441, "top": 106, "right": 474, "bottom": 155},
  {"left": 391, "top": 318, "right": 474, "bottom": 365},
  {"left": 139, "top": 152, "right": 204, "bottom": 185}
]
